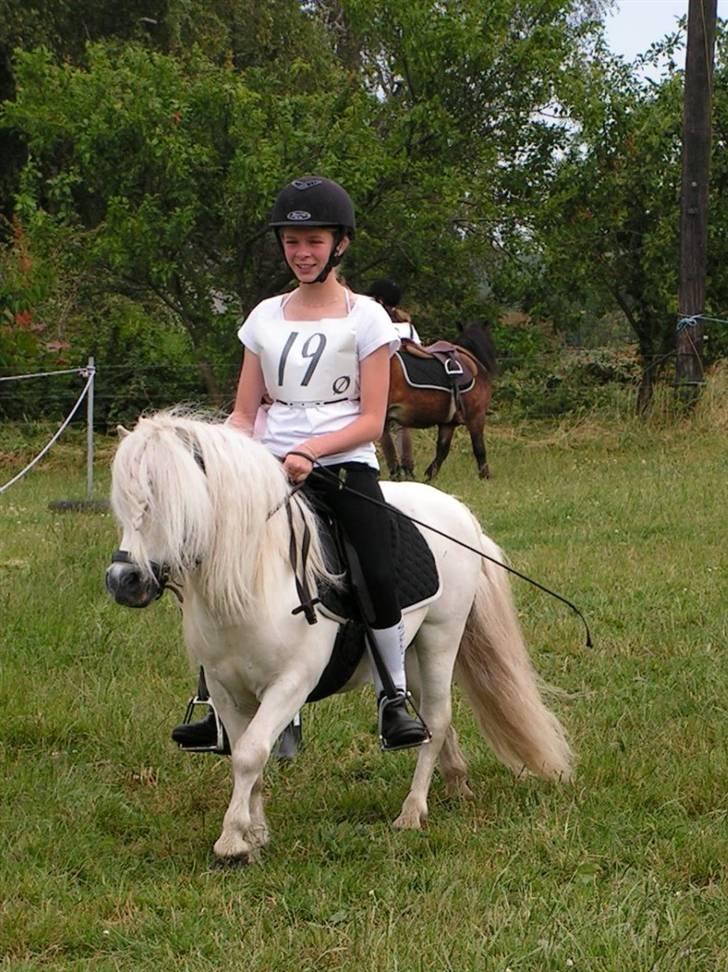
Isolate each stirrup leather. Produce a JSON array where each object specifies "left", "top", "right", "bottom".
[
  {"left": 178, "top": 696, "right": 228, "bottom": 754},
  {"left": 377, "top": 691, "right": 432, "bottom": 752}
]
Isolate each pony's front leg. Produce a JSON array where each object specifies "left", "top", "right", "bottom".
[
  {"left": 424, "top": 423, "right": 455, "bottom": 482},
  {"left": 467, "top": 413, "right": 490, "bottom": 479},
  {"left": 200, "top": 684, "right": 259, "bottom": 863},
  {"left": 379, "top": 424, "right": 401, "bottom": 479},
  {"left": 213, "top": 678, "right": 310, "bottom": 864}
]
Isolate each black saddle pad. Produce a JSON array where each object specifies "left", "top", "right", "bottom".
[
  {"left": 306, "top": 618, "right": 368, "bottom": 703},
  {"left": 395, "top": 349, "right": 475, "bottom": 394},
  {"left": 305, "top": 503, "right": 440, "bottom": 704}
]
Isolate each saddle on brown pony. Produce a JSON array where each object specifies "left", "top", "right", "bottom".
[{"left": 397, "top": 338, "right": 479, "bottom": 419}]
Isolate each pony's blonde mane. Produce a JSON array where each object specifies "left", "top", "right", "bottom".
[{"left": 110, "top": 409, "right": 332, "bottom": 622}]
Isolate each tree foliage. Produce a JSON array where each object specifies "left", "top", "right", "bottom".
[
  {"left": 2, "top": 1, "right": 725, "bottom": 420},
  {"left": 2, "top": 0, "right": 602, "bottom": 408},
  {"left": 522, "top": 21, "right": 728, "bottom": 408}
]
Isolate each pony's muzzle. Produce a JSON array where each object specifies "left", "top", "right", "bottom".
[{"left": 105, "top": 559, "right": 159, "bottom": 608}]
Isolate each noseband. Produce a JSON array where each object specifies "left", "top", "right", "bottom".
[{"left": 110, "top": 549, "right": 182, "bottom": 603}]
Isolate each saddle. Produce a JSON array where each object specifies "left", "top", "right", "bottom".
[
  {"left": 302, "top": 502, "right": 441, "bottom": 703},
  {"left": 395, "top": 339, "right": 476, "bottom": 417}
]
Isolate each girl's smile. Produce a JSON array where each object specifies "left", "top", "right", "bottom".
[{"left": 281, "top": 227, "right": 346, "bottom": 282}]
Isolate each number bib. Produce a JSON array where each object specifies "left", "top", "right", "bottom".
[{"left": 260, "top": 318, "right": 359, "bottom": 405}]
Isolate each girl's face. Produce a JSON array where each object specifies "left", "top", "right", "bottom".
[{"left": 280, "top": 227, "right": 348, "bottom": 283}]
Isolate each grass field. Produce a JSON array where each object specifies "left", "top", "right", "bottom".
[{"left": 1, "top": 399, "right": 726, "bottom": 971}]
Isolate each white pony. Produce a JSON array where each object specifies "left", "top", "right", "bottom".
[{"left": 106, "top": 410, "right": 573, "bottom": 864}]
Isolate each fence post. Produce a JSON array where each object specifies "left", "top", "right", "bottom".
[
  {"left": 676, "top": 0, "right": 718, "bottom": 405},
  {"left": 86, "top": 356, "right": 95, "bottom": 499}
]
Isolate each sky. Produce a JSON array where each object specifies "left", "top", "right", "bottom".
[{"left": 604, "top": 0, "right": 727, "bottom": 61}]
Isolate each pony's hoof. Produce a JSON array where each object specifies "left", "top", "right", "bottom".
[
  {"left": 446, "top": 778, "right": 475, "bottom": 801},
  {"left": 392, "top": 808, "right": 428, "bottom": 830},
  {"left": 213, "top": 832, "right": 251, "bottom": 863},
  {"left": 212, "top": 851, "right": 250, "bottom": 869}
]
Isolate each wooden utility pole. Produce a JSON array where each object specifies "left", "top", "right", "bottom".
[{"left": 676, "top": 0, "right": 718, "bottom": 404}]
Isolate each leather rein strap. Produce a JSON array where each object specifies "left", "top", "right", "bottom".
[{"left": 284, "top": 498, "right": 320, "bottom": 624}]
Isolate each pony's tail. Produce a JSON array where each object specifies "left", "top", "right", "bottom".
[{"left": 454, "top": 534, "right": 574, "bottom": 782}]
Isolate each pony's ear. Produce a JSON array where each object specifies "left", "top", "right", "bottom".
[{"left": 116, "top": 425, "right": 131, "bottom": 439}]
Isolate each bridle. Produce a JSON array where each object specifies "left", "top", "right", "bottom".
[
  {"left": 108, "top": 436, "right": 207, "bottom": 604},
  {"left": 109, "top": 548, "right": 184, "bottom": 603},
  {"left": 110, "top": 445, "right": 300, "bottom": 609}
]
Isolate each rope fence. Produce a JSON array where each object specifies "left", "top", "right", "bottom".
[
  {"left": 0, "top": 349, "right": 696, "bottom": 393},
  {"left": 0, "top": 367, "right": 89, "bottom": 382},
  {"left": 0, "top": 359, "right": 96, "bottom": 497},
  {"left": 676, "top": 313, "right": 728, "bottom": 332},
  {"left": 1, "top": 333, "right": 725, "bottom": 496},
  {"left": 672, "top": 314, "right": 728, "bottom": 387}
]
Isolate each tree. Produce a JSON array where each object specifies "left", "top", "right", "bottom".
[
  {"left": 2, "top": 1, "right": 607, "bottom": 398},
  {"left": 524, "top": 21, "right": 728, "bottom": 411},
  {"left": 0, "top": 0, "right": 337, "bottom": 226},
  {"left": 3, "top": 40, "right": 351, "bottom": 397}
]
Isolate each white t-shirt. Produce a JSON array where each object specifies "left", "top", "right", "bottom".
[
  {"left": 392, "top": 319, "right": 421, "bottom": 344},
  {"left": 238, "top": 293, "right": 399, "bottom": 468}
]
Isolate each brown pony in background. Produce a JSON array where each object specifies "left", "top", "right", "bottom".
[{"left": 385, "top": 323, "right": 497, "bottom": 482}]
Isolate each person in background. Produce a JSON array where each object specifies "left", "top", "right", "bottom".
[{"left": 367, "top": 278, "right": 420, "bottom": 480}]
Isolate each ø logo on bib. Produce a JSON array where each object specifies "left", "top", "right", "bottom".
[{"left": 286, "top": 210, "right": 311, "bottom": 221}]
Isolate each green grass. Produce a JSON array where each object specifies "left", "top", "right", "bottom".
[{"left": 1, "top": 411, "right": 726, "bottom": 971}]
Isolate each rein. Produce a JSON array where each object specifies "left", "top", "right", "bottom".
[
  {"left": 284, "top": 499, "right": 321, "bottom": 624},
  {"left": 119, "top": 439, "right": 590, "bottom": 646},
  {"left": 267, "top": 467, "right": 320, "bottom": 624},
  {"left": 301, "top": 462, "right": 593, "bottom": 649}
]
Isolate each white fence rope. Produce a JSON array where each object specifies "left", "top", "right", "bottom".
[
  {"left": 0, "top": 367, "right": 86, "bottom": 383},
  {"left": 0, "top": 367, "right": 95, "bottom": 495}
]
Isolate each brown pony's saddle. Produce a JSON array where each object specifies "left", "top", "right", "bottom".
[{"left": 395, "top": 339, "right": 476, "bottom": 415}]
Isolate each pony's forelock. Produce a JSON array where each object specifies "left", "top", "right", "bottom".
[
  {"left": 110, "top": 410, "right": 332, "bottom": 623},
  {"left": 111, "top": 412, "right": 214, "bottom": 578}
]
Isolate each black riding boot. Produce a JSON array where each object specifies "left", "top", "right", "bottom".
[
  {"left": 172, "top": 668, "right": 303, "bottom": 759},
  {"left": 378, "top": 692, "right": 430, "bottom": 751},
  {"left": 171, "top": 710, "right": 229, "bottom": 750},
  {"left": 367, "top": 622, "right": 430, "bottom": 751},
  {"left": 171, "top": 667, "right": 230, "bottom": 754}
]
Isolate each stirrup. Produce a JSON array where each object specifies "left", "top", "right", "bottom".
[
  {"left": 377, "top": 691, "right": 432, "bottom": 752},
  {"left": 176, "top": 696, "right": 228, "bottom": 754}
]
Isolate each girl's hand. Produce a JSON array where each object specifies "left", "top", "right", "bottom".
[{"left": 283, "top": 449, "right": 316, "bottom": 484}]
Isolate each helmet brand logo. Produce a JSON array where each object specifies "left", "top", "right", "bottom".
[
  {"left": 292, "top": 178, "right": 323, "bottom": 190},
  {"left": 286, "top": 210, "right": 312, "bottom": 221}
]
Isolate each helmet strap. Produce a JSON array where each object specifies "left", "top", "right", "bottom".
[{"left": 311, "top": 228, "right": 345, "bottom": 285}]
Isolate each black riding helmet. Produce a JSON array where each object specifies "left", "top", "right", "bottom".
[
  {"left": 367, "top": 278, "right": 401, "bottom": 308},
  {"left": 269, "top": 176, "right": 356, "bottom": 284}
]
